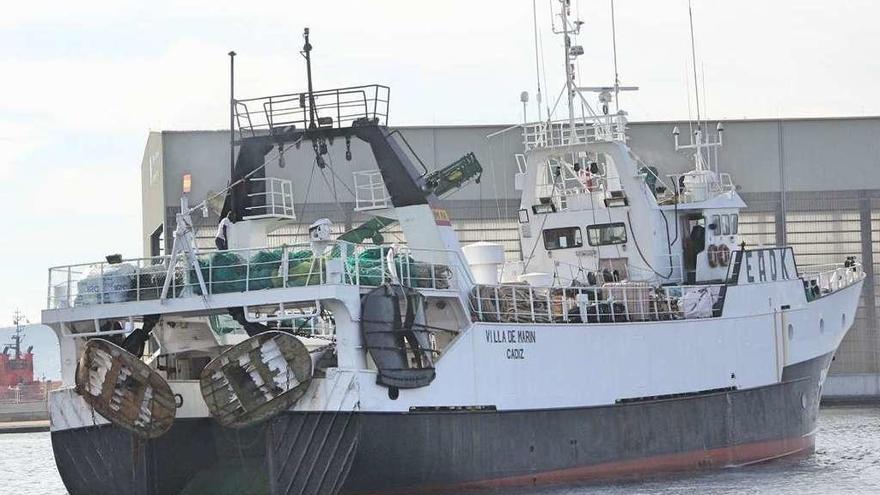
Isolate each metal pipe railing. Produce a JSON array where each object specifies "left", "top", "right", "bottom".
[
  {"left": 801, "top": 262, "right": 863, "bottom": 296},
  {"left": 46, "top": 242, "right": 465, "bottom": 309},
  {"left": 468, "top": 283, "right": 726, "bottom": 324},
  {"left": 234, "top": 84, "right": 390, "bottom": 135}
]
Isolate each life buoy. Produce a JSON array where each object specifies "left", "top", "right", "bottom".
[
  {"left": 717, "top": 244, "right": 731, "bottom": 267},
  {"left": 707, "top": 244, "right": 719, "bottom": 268}
]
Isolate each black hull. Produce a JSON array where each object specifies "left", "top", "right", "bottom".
[{"left": 52, "top": 353, "right": 830, "bottom": 495}]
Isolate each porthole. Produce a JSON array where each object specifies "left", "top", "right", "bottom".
[
  {"left": 819, "top": 318, "right": 825, "bottom": 334},
  {"left": 388, "top": 386, "right": 399, "bottom": 400},
  {"left": 788, "top": 323, "right": 794, "bottom": 341},
  {"left": 842, "top": 313, "right": 847, "bottom": 329},
  {"left": 801, "top": 393, "right": 807, "bottom": 410}
]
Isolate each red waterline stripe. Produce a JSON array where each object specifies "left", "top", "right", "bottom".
[{"left": 360, "top": 435, "right": 814, "bottom": 495}]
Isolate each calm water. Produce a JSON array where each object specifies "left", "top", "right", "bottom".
[{"left": 3, "top": 406, "right": 879, "bottom": 495}]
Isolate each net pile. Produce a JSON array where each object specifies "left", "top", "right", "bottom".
[
  {"left": 75, "top": 264, "right": 136, "bottom": 305},
  {"left": 345, "top": 247, "right": 450, "bottom": 288},
  {"left": 287, "top": 250, "right": 324, "bottom": 286},
  {"left": 248, "top": 249, "right": 284, "bottom": 290},
  {"left": 192, "top": 252, "right": 247, "bottom": 295}
]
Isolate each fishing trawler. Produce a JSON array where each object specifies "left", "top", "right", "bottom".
[
  {"left": 0, "top": 311, "right": 53, "bottom": 422},
  {"left": 1, "top": 312, "right": 35, "bottom": 391},
  {"left": 42, "top": 7, "right": 863, "bottom": 495}
]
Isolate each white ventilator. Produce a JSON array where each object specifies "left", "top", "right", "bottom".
[{"left": 462, "top": 242, "right": 504, "bottom": 285}]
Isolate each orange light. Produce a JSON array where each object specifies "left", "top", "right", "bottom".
[{"left": 182, "top": 174, "right": 192, "bottom": 194}]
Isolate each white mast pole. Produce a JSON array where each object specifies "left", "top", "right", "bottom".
[
  {"left": 611, "top": 0, "right": 620, "bottom": 113},
  {"left": 560, "top": 0, "right": 576, "bottom": 137},
  {"left": 532, "top": 0, "right": 544, "bottom": 123},
  {"left": 687, "top": 0, "right": 704, "bottom": 171}
]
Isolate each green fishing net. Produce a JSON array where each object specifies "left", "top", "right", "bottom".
[
  {"left": 248, "top": 249, "right": 284, "bottom": 290},
  {"left": 191, "top": 252, "right": 247, "bottom": 295},
  {"left": 287, "top": 250, "right": 324, "bottom": 287}
]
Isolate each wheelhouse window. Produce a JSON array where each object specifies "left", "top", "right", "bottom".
[
  {"left": 543, "top": 227, "right": 583, "bottom": 250},
  {"left": 711, "top": 215, "right": 721, "bottom": 234},
  {"left": 586, "top": 223, "right": 627, "bottom": 246},
  {"left": 721, "top": 215, "right": 731, "bottom": 235},
  {"left": 731, "top": 214, "right": 739, "bottom": 234}
]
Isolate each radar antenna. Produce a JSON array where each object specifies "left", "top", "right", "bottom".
[{"left": 546, "top": 1, "right": 637, "bottom": 124}]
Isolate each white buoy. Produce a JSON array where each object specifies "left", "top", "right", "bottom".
[{"left": 462, "top": 242, "right": 505, "bottom": 285}]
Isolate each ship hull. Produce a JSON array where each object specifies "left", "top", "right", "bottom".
[{"left": 51, "top": 351, "right": 829, "bottom": 495}]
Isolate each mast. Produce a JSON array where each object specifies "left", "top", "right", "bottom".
[
  {"left": 687, "top": 0, "right": 705, "bottom": 170},
  {"left": 610, "top": 0, "right": 620, "bottom": 112},
  {"left": 687, "top": 0, "right": 702, "bottom": 127},
  {"left": 548, "top": 0, "right": 636, "bottom": 143},
  {"left": 302, "top": 28, "right": 318, "bottom": 129},
  {"left": 531, "top": 0, "right": 543, "bottom": 123},
  {"left": 11, "top": 310, "right": 24, "bottom": 360},
  {"left": 228, "top": 51, "right": 237, "bottom": 217},
  {"left": 559, "top": 0, "right": 577, "bottom": 131},
  {"left": 674, "top": 2, "right": 724, "bottom": 178}
]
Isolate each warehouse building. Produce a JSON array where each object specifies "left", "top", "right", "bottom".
[{"left": 141, "top": 117, "right": 880, "bottom": 398}]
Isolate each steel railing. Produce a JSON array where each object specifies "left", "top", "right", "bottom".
[
  {"left": 46, "top": 242, "right": 461, "bottom": 310},
  {"left": 666, "top": 171, "right": 737, "bottom": 201},
  {"left": 801, "top": 262, "right": 863, "bottom": 299},
  {"left": 469, "top": 282, "right": 725, "bottom": 324},
  {"left": 522, "top": 114, "right": 628, "bottom": 152},
  {"left": 0, "top": 382, "right": 56, "bottom": 404},
  {"left": 234, "top": 85, "right": 390, "bottom": 137}
]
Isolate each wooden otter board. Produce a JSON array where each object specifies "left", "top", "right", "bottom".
[
  {"left": 74, "top": 339, "right": 176, "bottom": 439},
  {"left": 200, "top": 331, "right": 312, "bottom": 428}
]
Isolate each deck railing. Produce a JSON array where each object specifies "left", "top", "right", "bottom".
[
  {"left": 469, "top": 282, "right": 724, "bottom": 324},
  {"left": 234, "top": 85, "right": 390, "bottom": 137},
  {"left": 522, "top": 114, "right": 627, "bottom": 152},
  {"left": 666, "top": 171, "right": 736, "bottom": 203},
  {"left": 46, "top": 242, "right": 459, "bottom": 310},
  {"left": 0, "top": 382, "right": 58, "bottom": 404},
  {"left": 800, "top": 261, "right": 863, "bottom": 300}
]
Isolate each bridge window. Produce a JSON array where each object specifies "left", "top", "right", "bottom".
[
  {"left": 543, "top": 227, "right": 583, "bottom": 250},
  {"left": 711, "top": 215, "right": 721, "bottom": 234},
  {"left": 587, "top": 223, "right": 628, "bottom": 246},
  {"left": 721, "top": 215, "right": 731, "bottom": 235},
  {"left": 731, "top": 214, "right": 739, "bottom": 234}
]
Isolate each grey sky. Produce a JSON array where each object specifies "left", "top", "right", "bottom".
[{"left": 1, "top": 0, "right": 877, "bottom": 325}]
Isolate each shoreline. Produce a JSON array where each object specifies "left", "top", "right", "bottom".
[{"left": 0, "top": 419, "right": 50, "bottom": 434}]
